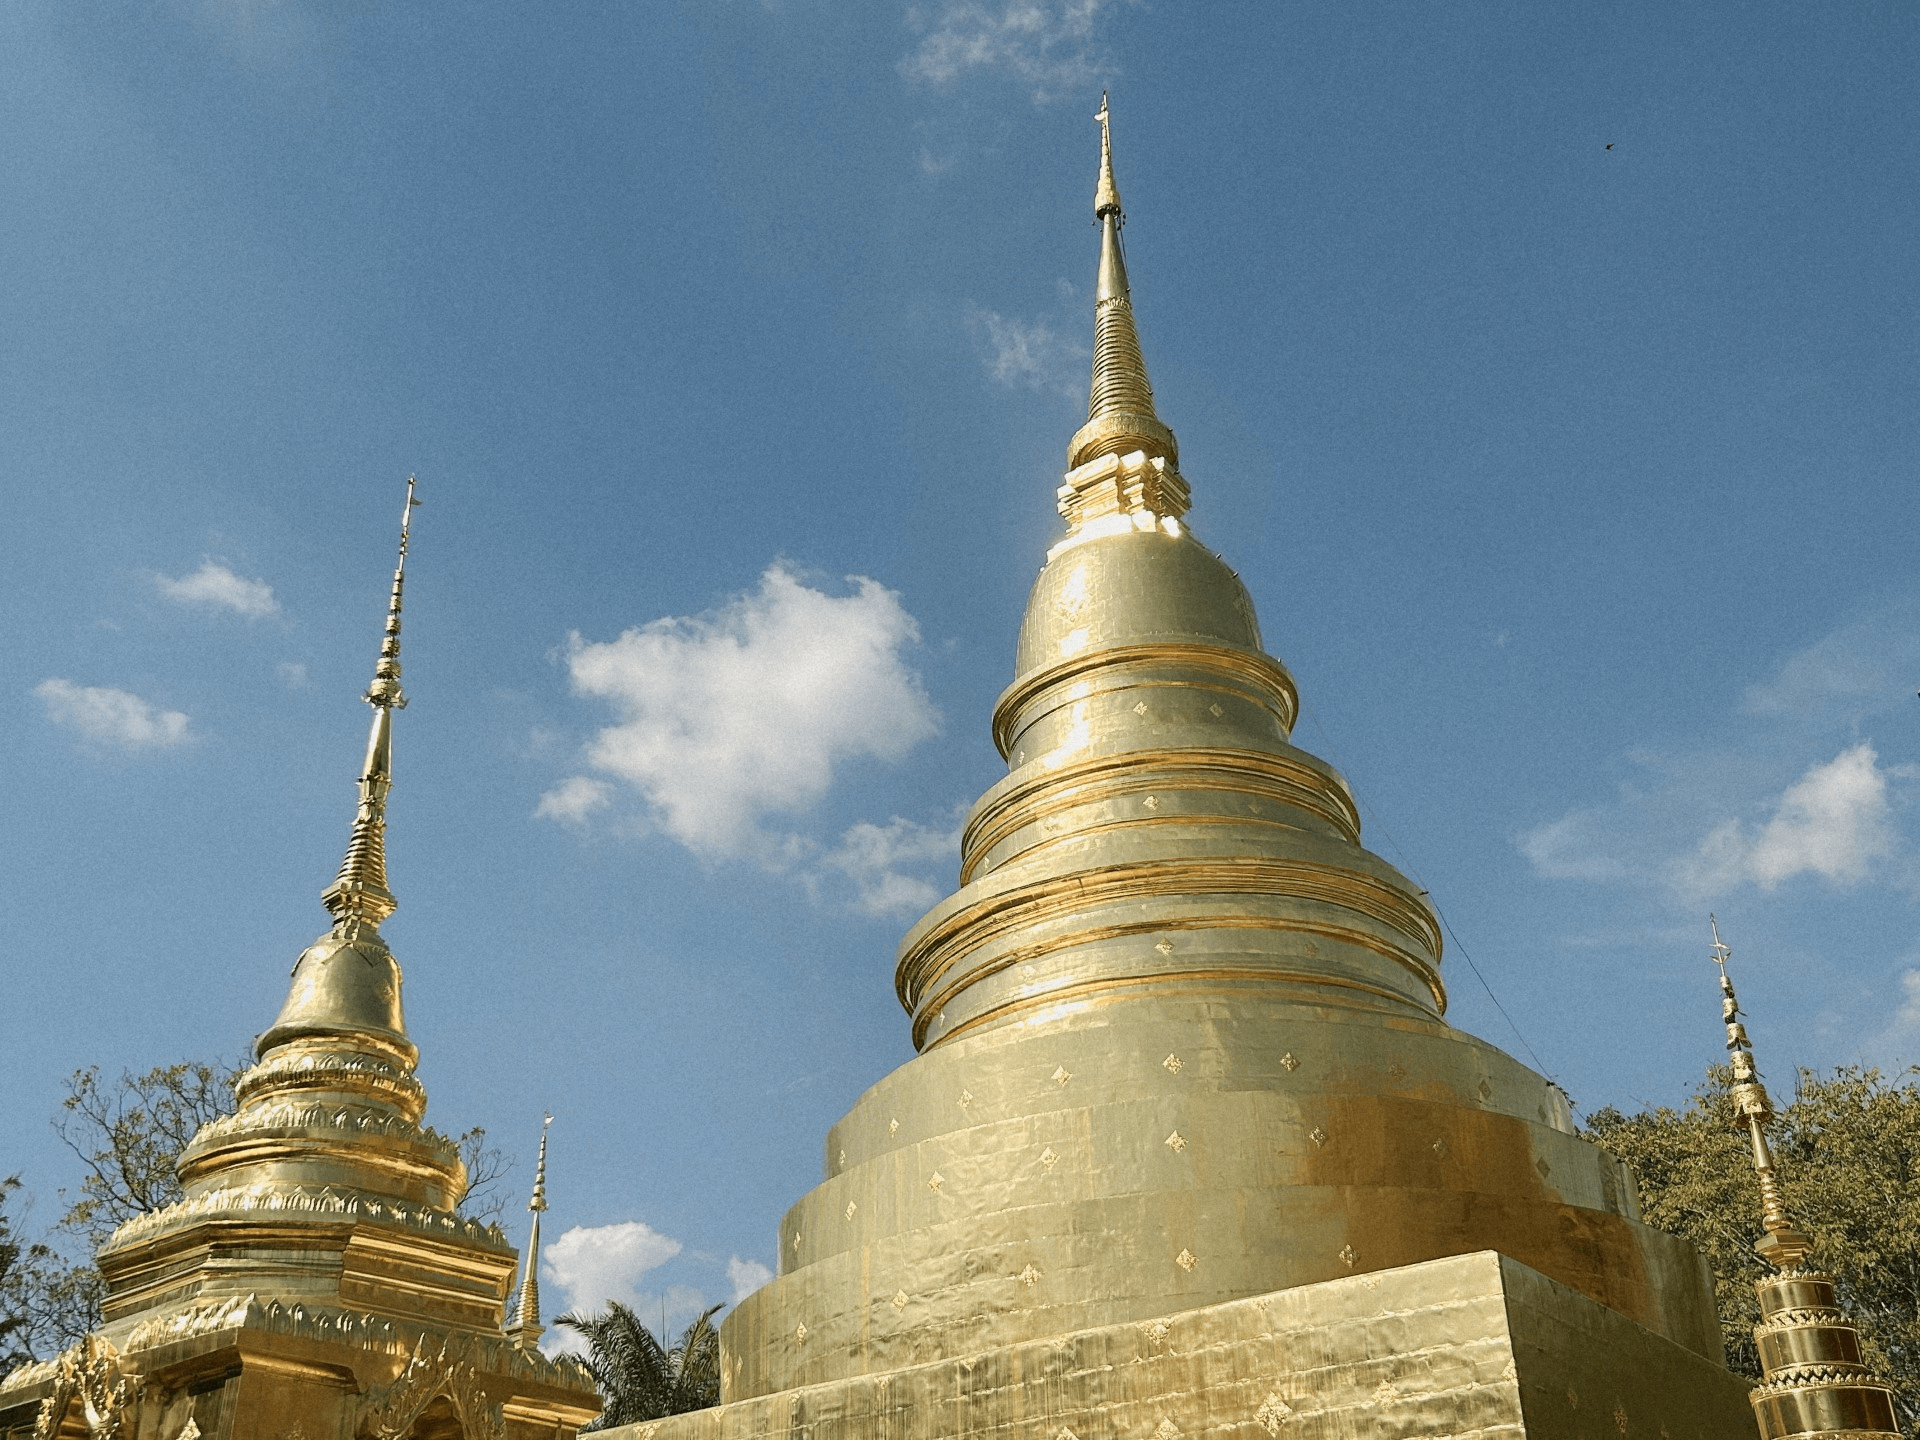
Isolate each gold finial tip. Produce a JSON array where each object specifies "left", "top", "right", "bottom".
[{"left": 1094, "top": 90, "right": 1122, "bottom": 219}]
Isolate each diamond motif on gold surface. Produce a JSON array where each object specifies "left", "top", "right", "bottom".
[
  {"left": 1142, "top": 794, "right": 1159, "bottom": 810},
  {"left": 892, "top": 1290, "right": 908, "bottom": 1310},
  {"left": 1057, "top": 1429, "right": 1079, "bottom": 1440},
  {"left": 1040, "top": 1146, "right": 1060, "bottom": 1170},
  {"left": 838, "top": 1148, "right": 846, "bottom": 1168},
  {"left": 845, "top": 1201, "right": 857, "bottom": 1221},
  {"left": 959, "top": 1089, "right": 973, "bottom": 1110},
  {"left": 1613, "top": 1401, "right": 1628, "bottom": 1434},
  {"left": 1536, "top": 1157, "right": 1552, "bottom": 1178},
  {"left": 1164, "top": 1130, "right": 1187, "bottom": 1153},
  {"left": 1209, "top": 703, "right": 1224, "bottom": 717},
  {"left": 889, "top": 1117, "right": 899, "bottom": 1136},
  {"left": 1565, "top": 1386, "right": 1578, "bottom": 1408},
  {"left": 1309, "top": 1127, "right": 1327, "bottom": 1146},
  {"left": 791, "top": 1229, "right": 801, "bottom": 1248},
  {"left": 1174, "top": 1248, "right": 1197, "bottom": 1272},
  {"left": 1155, "top": 938, "right": 1174, "bottom": 955},
  {"left": 795, "top": 1323, "right": 808, "bottom": 1343},
  {"left": 1254, "top": 1393, "right": 1294, "bottom": 1434},
  {"left": 1133, "top": 701, "right": 1149, "bottom": 715},
  {"left": 1154, "top": 1418, "right": 1182, "bottom": 1440},
  {"left": 928, "top": 1171, "right": 945, "bottom": 1192},
  {"left": 1162, "top": 1053, "right": 1183, "bottom": 1074},
  {"left": 1052, "top": 1065, "right": 1072, "bottom": 1085},
  {"left": 1432, "top": 1137, "right": 1448, "bottom": 1157},
  {"left": 1372, "top": 1379, "right": 1395, "bottom": 1403},
  {"left": 1017, "top": 1263, "right": 1041, "bottom": 1286},
  {"left": 1338, "top": 1244, "right": 1356, "bottom": 1267},
  {"left": 1136, "top": 1318, "right": 1172, "bottom": 1344},
  {"left": 1478, "top": 1078, "right": 1495, "bottom": 1101},
  {"left": 1279, "top": 1051, "right": 1298, "bottom": 1071}
]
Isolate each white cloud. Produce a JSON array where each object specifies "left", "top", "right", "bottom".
[
  {"left": 1677, "top": 744, "right": 1900, "bottom": 896},
  {"left": 968, "top": 307, "right": 1087, "bottom": 397},
  {"left": 727, "top": 1256, "right": 773, "bottom": 1302},
  {"left": 156, "top": 560, "right": 279, "bottom": 618},
  {"left": 277, "top": 661, "right": 309, "bottom": 688},
  {"left": 822, "top": 815, "right": 960, "bottom": 916},
  {"left": 36, "top": 679, "right": 191, "bottom": 750},
  {"left": 543, "top": 1221, "right": 683, "bottom": 1318},
  {"left": 535, "top": 776, "right": 612, "bottom": 825},
  {"left": 1516, "top": 607, "right": 1920, "bottom": 904},
  {"left": 546, "top": 565, "right": 939, "bottom": 859},
  {"left": 901, "top": 1, "right": 1123, "bottom": 102}
]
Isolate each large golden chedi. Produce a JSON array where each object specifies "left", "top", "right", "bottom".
[
  {"left": 691, "top": 106, "right": 1760, "bottom": 1433},
  {"left": 0, "top": 486, "right": 598, "bottom": 1440}
]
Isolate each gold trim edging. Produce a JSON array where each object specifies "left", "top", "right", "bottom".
[{"left": 992, "top": 644, "right": 1300, "bottom": 759}]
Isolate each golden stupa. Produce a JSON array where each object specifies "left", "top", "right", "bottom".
[
  {"left": 0, "top": 482, "right": 599, "bottom": 1440},
  {"left": 600, "top": 103, "right": 1762, "bottom": 1437}
]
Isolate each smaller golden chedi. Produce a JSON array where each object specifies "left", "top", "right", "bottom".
[
  {"left": 1708, "top": 919, "right": 1900, "bottom": 1439},
  {"left": 0, "top": 481, "right": 599, "bottom": 1440}
]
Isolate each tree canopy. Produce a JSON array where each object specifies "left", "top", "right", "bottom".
[{"left": 1585, "top": 1063, "right": 1920, "bottom": 1431}]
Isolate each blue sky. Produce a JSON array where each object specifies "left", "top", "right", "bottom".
[{"left": 6, "top": 0, "right": 1920, "bottom": 1342}]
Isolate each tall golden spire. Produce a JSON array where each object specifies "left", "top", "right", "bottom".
[
  {"left": 1067, "top": 93, "right": 1179, "bottom": 473},
  {"left": 509, "top": 1115, "right": 554, "bottom": 1347},
  {"left": 1707, "top": 918, "right": 1898, "bottom": 1438},
  {"left": 320, "top": 476, "right": 419, "bottom": 934}
]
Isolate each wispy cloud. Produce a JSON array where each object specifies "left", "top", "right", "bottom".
[
  {"left": 727, "top": 1256, "right": 773, "bottom": 1302},
  {"left": 1515, "top": 604, "right": 1920, "bottom": 905},
  {"left": 535, "top": 776, "right": 612, "bottom": 825},
  {"left": 901, "top": 0, "right": 1124, "bottom": 103},
  {"left": 542, "top": 565, "right": 940, "bottom": 860},
  {"left": 155, "top": 560, "right": 279, "bottom": 618},
  {"left": 821, "top": 815, "right": 961, "bottom": 916},
  {"left": 967, "top": 306, "right": 1087, "bottom": 397},
  {"left": 35, "top": 679, "right": 191, "bottom": 750}
]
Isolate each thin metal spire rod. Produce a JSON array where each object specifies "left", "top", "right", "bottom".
[{"left": 321, "top": 476, "right": 421, "bottom": 933}]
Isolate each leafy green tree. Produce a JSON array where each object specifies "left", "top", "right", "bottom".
[
  {"left": 1585, "top": 1064, "right": 1920, "bottom": 1433},
  {"left": 52, "top": 1060, "right": 243, "bottom": 1249},
  {"left": 556, "top": 1302, "right": 723, "bottom": 1428}
]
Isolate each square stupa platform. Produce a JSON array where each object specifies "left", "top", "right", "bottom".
[{"left": 601, "top": 1251, "right": 1756, "bottom": 1440}]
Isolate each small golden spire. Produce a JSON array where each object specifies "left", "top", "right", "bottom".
[
  {"left": 1709, "top": 916, "right": 1811, "bottom": 1269},
  {"left": 1068, "top": 93, "right": 1179, "bottom": 473},
  {"left": 320, "top": 478, "right": 420, "bottom": 935},
  {"left": 1707, "top": 918, "right": 1899, "bottom": 1439},
  {"left": 508, "top": 1114, "right": 553, "bottom": 1346}
]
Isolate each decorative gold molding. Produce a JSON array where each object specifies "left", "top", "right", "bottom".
[
  {"left": 101, "top": 1183, "right": 510, "bottom": 1255},
  {"left": 898, "top": 857, "right": 1444, "bottom": 1046},
  {"left": 993, "top": 644, "right": 1299, "bottom": 760},
  {"left": 961, "top": 745, "right": 1361, "bottom": 884},
  {"left": 32, "top": 1336, "right": 139, "bottom": 1440}
]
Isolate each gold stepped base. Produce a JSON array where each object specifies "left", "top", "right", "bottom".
[{"left": 607, "top": 1252, "right": 1756, "bottom": 1440}]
